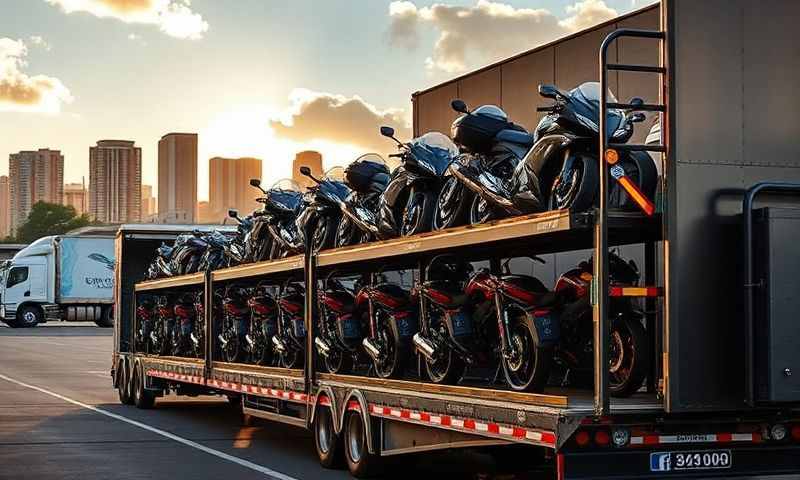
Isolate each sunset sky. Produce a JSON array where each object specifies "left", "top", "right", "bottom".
[{"left": 0, "top": 0, "right": 653, "bottom": 200}]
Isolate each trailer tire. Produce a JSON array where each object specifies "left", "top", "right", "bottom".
[
  {"left": 133, "top": 364, "right": 156, "bottom": 409},
  {"left": 117, "top": 360, "right": 134, "bottom": 405},
  {"left": 344, "top": 412, "right": 381, "bottom": 478},
  {"left": 314, "top": 407, "right": 344, "bottom": 469},
  {"left": 16, "top": 305, "right": 41, "bottom": 328},
  {"left": 95, "top": 306, "right": 114, "bottom": 328}
]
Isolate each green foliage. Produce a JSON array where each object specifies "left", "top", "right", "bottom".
[{"left": 14, "top": 202, "right": 92, "bottom": 243}]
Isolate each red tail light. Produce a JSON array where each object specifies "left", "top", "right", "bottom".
[
  {"left": 791, "top": 425, "right": 800, "bottom": 441},
  {"left": 594, "top": 430, "right": 611, "bottom": 446},
  {"left": 574, "top": 430, "right": 591, "bottom": 447}
]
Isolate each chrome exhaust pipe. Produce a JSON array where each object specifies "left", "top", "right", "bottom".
[
  {"left": 412, "top": 333, "right": 437, "bottom": 362},
  {"left": 218, "top": 334, "right": 229, "bottom": 347},
  {"left": 271, "top": 335, "right": 287, "bottom": 353},
  {"left": 315, "top": 337, "right": 332, "bottom": 357},
  {"left": 362, "top": 337, "right": 382, "bottom": 362},
  {"left": 245, "top": 334, "right": 255, "bottom": 348}
]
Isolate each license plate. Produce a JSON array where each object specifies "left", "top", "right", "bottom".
[{"left": 650, "top": 450, "right": 732, "bottom": 472}]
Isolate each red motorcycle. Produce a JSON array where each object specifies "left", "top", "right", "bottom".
[
  {"left": 151, "top": 295, "right": 174, "bottom": 356},
  {"left": 554, "top": 253, "right": 650, "bottom": 397},
  {"left": 219, "top": 285, "right": 250, "bottom": 363},
  {"left": 135, "top": 295, "right": 156, "bottom": 354},
  {"left": 357, "top": 271, "right": 418, "bottom": 379},
  {"left": 273, "top": 281, "right": 306, "bottom": 369},
  {"left": 315, "top": 273, "right": 365, "bottom": 374},
  {"left": 172, "top": 292, "right": 199, "bottom": 358},
  {"left": 246, "top": 282, "right": 279, "bottom": 366}
]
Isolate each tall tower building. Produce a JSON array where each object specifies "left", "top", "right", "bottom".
[
  {"left": 63, "top": 178, "right": 88, "bottom": 215},
  {"left": 208, "top": 157, "right": 262, "bottom": 222},
  {"left": 8, "top": 149, "right": 64, "bottom": 234},
  {"left": 0, "top": 176, "right": 9, "bottom": 238},
  {"left": 292, "top": 150, "right": 323, "bottom": 190},
  {"left": 141, "top": 184, "right": 157, "bottom": 221},
  {"left": 89, "top": 140, "right": 142, "bottom": 224},
  {"left": 158, "top": 133, "right": 197, "bottom": 223}
]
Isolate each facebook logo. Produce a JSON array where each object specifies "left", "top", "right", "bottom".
[{"left": 650, "top": 452, "right": 672, "bottom": 472}]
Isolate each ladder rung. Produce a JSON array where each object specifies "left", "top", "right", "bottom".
[
  {"left": 607, "top": 63, "right": 666, "bottom": 74},
  {"left": 607, "top": 102, "right": 665, "bottom": 112},
  {"left": 609, "top": 143, "right": 666, "bottom": 153}
]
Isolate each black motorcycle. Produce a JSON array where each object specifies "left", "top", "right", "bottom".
[
  {"left": 198, "top": 230, "right": 234, "bottom": 272},
  {"left": 225, "top": 210, "right": 254, "bottom": 266},
  {"left": 449, "top": 82, "right": 657, "bottom": 222},
  {"left": 250, "top": 178, "right": 306, "bottom": 259},
  {"left": 171, "top": 232, "right": 209, "bottom": 275},
  {"left": 146, "top": 242, "right": 176, "bottom": 279},
  {"left": 297, "top": 166, "right": 351, "bottom": 253},
  {"left": 315, "top": 273, "right": 365, "bottom": 374},
  {"left": 243, "top": 180, "right": 273, "bottom": 263},
  {"left": 377, "top": 127, "right": 459, "bottom": 237},
  {"left": 335, "top": 154, "right": 391, "bottom": 247},
  {"left": 219, "top": 285, "right": 250, "bottom": 363},
  {"left": 246, "top": 282, "right": 279, "bottom": 365},
  {"left": 272, "top": 281, "right": 307, "bottom": 369}
]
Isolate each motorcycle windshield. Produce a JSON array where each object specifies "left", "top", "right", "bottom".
[
  {"left": 266, "top": 179, "right": 303, "bottom": 213},
  {"left": 408, "top": 132, "right": 459, "bottom": 176},
  {"left": 568, "top": 82, "right": 625, "bottom": 136}
]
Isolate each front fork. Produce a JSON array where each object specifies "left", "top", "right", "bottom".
[
  {"left": 493, "top": 291, "right": 517, "bottom": 359},
  {"left": 553, "top": 149, "right": 574, "bottom": 195}
]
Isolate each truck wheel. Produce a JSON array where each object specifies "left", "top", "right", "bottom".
[
  {"left": 314, "top": 407, "right": 344, "bottom": 469},
  {"left": 133, "top": 364, "right": 156, "bottom": 409},
  {"left": 16, "top": 305, "right": 41, "bottom": 328},
  {"left": 95, "top": 307, "right": 114, "bottom": 328},
  {"left": 117, "top": 360, "right": 134, "bottom": 405},
  {"left": 344, "top": 412, "right": 381, "bottom": 478}
]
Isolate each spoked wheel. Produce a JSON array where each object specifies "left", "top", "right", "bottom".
[
  {"left": 608, "top": 315, "right": 650, "bottom": 397},
  {"left": 323, "top": 345, "right": 354, "bottom": 375},
  {"left": 313, "top": 214, "right": 340, "bottom": 253},
  {"left": 223, "top": 328, "right": 245, "bottom": 363},
  {"left": 372, "top": 323, "right": 406, "bottom": 379},
  {"left": 314, "top": 407, "right": 345, "bottom": 469},
  {"left": 400, "top": 189, "right": 435, "bottom": 236},
  {"left": 344, "top": 412, "right": 382, "bottom": 478},
  {"left": 433, "top": 176, "right": 472, "bottom": 230},
  {"left": 279, "top": 342, "right": 303, "bottom": 369},
  {"left": 468, "top": 195, "right": 497, "bottom": 225},
  {"left": 424, "top": 343, "right": 465, "bottom": 385},
  {"left": 250, "top": 333, "right": 272, "bottom": 366},
  {"left": 501, "top": 313, "right": 552, "bottom": 392},
  {"left": 546, "top": 154, "right": 597, "bottom": 212}
]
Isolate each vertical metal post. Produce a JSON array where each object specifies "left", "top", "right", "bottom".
[
  {"left": 644, "top": 241, "right": 657, "bottom": 394},
  {"left": 204, "top": 270, "right": 212, "bottom": 381},
  {"left": 303, "top": 224, "right": 317, "bottom": 427}
]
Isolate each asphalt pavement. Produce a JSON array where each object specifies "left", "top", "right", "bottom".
[{"left": 0, "top": 323, "right": 547, "bottom": 480}]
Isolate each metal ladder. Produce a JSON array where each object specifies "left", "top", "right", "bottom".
[{"left": 595, "top": 28, "right": 668, "bottom": 416}]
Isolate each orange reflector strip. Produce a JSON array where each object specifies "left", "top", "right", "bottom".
[
  {"left": 609, "top": 286, "right": 662, "bottom": 297},
  {"left": 617, "top": 175, "right": 655, "bottom": 216}
]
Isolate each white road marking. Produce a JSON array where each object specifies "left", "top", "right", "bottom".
[{"left": 0, "top": 373, "right": 299, "bottom": 480}]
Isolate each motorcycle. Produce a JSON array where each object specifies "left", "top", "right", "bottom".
[
  {"left": 170, "top": 231, "right": 209, "bottom": 275},
  {"left": 315, "top": 272, "right": 365, "bottom": 374},
  {"left": 150, "top": 295, "right": 175, "bottom": 356},
  {"left": 554, "top": 252, "right": 650, "bottom": 397},
  {"left": 192, "top": 290, "right": 206, "bottom": 358},
  {"left": 172, "top": 292, "right": 199, "bottom": 357},
  {"left": 448, "top": 82, "right": 657, "bottom": 223},
  {"left": 224, "top": 210, "right": 254, "bottom": 267},
  {"left": 135, "top": 295, "right": 156, "bottom": 353},
  {"left": 243, "top": 179, "right": 274, "bottom": 263},
  {"left": 272, "top": 280, "right": 307, "bottom": 369},
  {"left": 219, "top": 284, "right": 251, "bottom": 363},
  {"left": 437, "top": 104, "right": 533, "bottom": 228},
  {"left": 334, "top": 154, "right": 391, "bottom": 247},
  {"left": 198, "top": 230, "right": 234, "bottom": 272},
  {"left": 250, "top": 178, "right": 306, "bottom": 260},
  {"left": 377, "top": 127, "right": 459, "bottom": 237},
  {"left": 357, "top": 270, "right": 418, "bottom": 378},
  {"left": 146, "top": 242, "right": 176, "bottom": 279},
  {"left": 297, "top": 166, "right": 351, "bottom": 253},
  {"left": 246, "top": 282, "right": 280, "bottom": 365}
]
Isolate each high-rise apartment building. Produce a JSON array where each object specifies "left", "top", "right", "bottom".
[
  {"left": 8, "top": 149, "right": 64, "bottom": 234},
  {"left": 0, "top": 176, "right": 9, "bottom": 238},
  {"left": 158, "top": 133, "right": 197, "bottom": 223},
  {"left": 141, "top": 184, "right": 157, "bottom": 220},
  {"left": 292, "top": 151, "right": 323, "bottom": 190},
  {"left": 208, "top": 157, "right": 262, "bottom": 223},
  {"left": 89, "top": 140, "right": 142, "bottom": 224},
  {"left": 63, "top": 178, "right": 88, "bottom": 215}
]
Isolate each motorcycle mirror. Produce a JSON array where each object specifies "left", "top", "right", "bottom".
[
  {"left": 451, "top": 99, "right": 469, "bottom": 114},
  {"left": 629, "top": 112, "right": 646, "bottom": 123},
  {"left": 538, "top": 84, "right": 561, "bottom": 100},
  {"left": 629, "top": 97, "right": 645, "bottom": 107},
  {"left": 299, "top": 166, "right": 312, "bottom": 177},
  {"left": 227, "top": 209, "right": 239, "bottom": 219},
  {"left": 249, "top": 178, "right": 261, "bottom": 187},
  {"left": 380, "top": 126, "right": 395, "bottom": 138}
]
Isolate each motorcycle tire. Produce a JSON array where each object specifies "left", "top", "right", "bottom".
[
  {"left": 608, "top": 315, "right": 650, "bottom": 397},
  {"left": 251, "top": 336, "right": 272, "bottom": 366},
  {"left": 223, "top": 332, "right": 245, "bottom": 363},
  {"left": 323, "top": 347, "right": 354, "bottom": 375},
  {"left": 334, "top": 215, "right": 369, "bottom": 248},
  {"left": 546, "top": 154, "right": 598, "bottom": 213},
  {"left": 468, "top": 195, "right": 499, "bottom": 225},
  {"left": 400, "top": 189, "right": 436, "bottom": 237},
  {"left": 279, "top": 348, "right": 303, "bottom": 369},
  {"left": 372, "top": 323, "right": 407, "bottom": 379},
  {"left": 501, "top": 312, "right": 552, "bottom": 393},
  {"left": 255, "top": 236, "right": 274, "bottom": 263},
  {"left": 424, "top": 344, "right": 466, "bottom": 385},
  {"left": 313, "top": 213, "right": 340, "bottom": 253},
  {"left": 432, "top": 176, "right": 473, "bottom": 231}
]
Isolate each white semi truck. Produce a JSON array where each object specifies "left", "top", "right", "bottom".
[{"left": 0, "top": 235, "right": 115, "bottom": 328}]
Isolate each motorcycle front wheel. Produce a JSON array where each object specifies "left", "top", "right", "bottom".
[
  {"left": 279, "top": 347, "right": 303, "bottom": 369},
  {"left": 250, "top": 333, "right": 272, "bottom": 366},
  {"left": 432, "top": 176, "right": 472, "bottom": 231},
  {"left": 424, "top": 343, "right": 465, "bottom": 385},
  {"left": 608, "top": 315, "right": 650, "bottom": 397},
  {"left": 546, "top": 154, "right": 597, "bottom": 212},
  {"left": 400, "top": 189, "right": 436, "bottom": 237},
  {"left": 335, "top": 215, "right": 370, "bottom": 248},
  {"left": 468, "top": 195, "right": 498, "bottom": 225},
  {"left": 323, "top": 345, "right": 354, "bottom": 375},
  {"left": 501, "top": 312, "right": 552, "bottom": 392},
  {"left": 313, "top": 213, "right": 340, "bottom": 253},
  {"left": 223, "top": 330, "right": 245, "bottom": 363},
  {"left": 372, "top": 323, "right": 407, "bottom": 379}
]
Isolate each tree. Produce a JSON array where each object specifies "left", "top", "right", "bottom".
[{"left": 15, "top": 202, "right": 92, "bottom": 243}]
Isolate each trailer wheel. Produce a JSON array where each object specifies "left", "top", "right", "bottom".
[
  {"left": 344, "top": 412, "right": 381, "bottom": 478},
  {"left": 16, "top": 305, "right": 41, "bottom": 328},
  {"left": 117, "top": 360, "right": 134, "bottom": 405},
  {"left": 133, "top": 364, "right": 156, "bottom": 409},
  {"left": 95, "top": 306, "right": 114, "bottom": 328},
  {"left": 314, "top": 407, "right": 344, "bottom": 469}
]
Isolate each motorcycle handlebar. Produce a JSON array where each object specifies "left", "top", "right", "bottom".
[
  {"left": 388, "top": 153, "right": 403, "bottom": 158},
  {"left": 536, "top": 105, "right": 557, "bottom": 112}
]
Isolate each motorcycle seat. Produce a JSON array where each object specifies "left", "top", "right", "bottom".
[{"left": 495, "top": 129, "right": 534, "bottom": 146}]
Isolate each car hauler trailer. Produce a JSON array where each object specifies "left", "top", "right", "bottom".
[{"left": 112, "top": 1, "right": 800, "bottom": 478}]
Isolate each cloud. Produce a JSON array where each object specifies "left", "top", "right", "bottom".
[
  {"left": 44, "top": 0, "right": 209, "bottom": 40},
  {"left": 28, "top": 35, "right": 52, "bottom": 51},
  {"left": 388, "top": 0, "right": 618, "bottom": 73},
  {"left": 269, "top": 89, "right": 411, "bottom": 153},
  {"left": 0, "top": 38, "right": 73, "bottom": 114}
]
